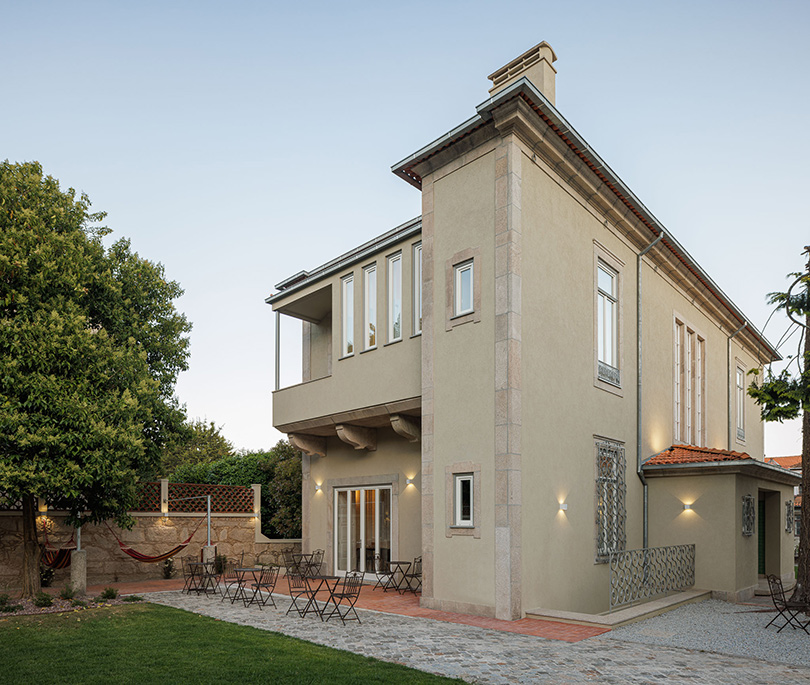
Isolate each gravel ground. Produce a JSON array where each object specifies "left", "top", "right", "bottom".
[{"left": 608, "top": 599, "right": 810, "bottom": 667}]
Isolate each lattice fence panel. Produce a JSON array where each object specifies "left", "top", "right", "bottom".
[
  {"left": 0, "top": 492, "right": 22, "bottom": 511},
  {"left": 135, "top": 482, "right": 162, "bottom": 512},
  {"left": 609, "top": 544, "right": 695, "bottom": 610},
  {"left": 168, "top": 483, "right": 254, "bottom": 513}
]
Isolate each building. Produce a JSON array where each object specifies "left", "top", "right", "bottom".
[
  {"left": 267, "top": 42, "right": 799, "bottom": 619},
  {"left": 766, "top": 456, "right": 802, "bottom": 544}
]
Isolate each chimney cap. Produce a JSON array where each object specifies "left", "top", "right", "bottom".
[{"left": 487, "top": 41, "right": 557, "bottom": 87}]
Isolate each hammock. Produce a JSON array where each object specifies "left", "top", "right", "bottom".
[
  {"left": 39, "top": 528, "right": 76, "bottom": 570},
  {"left": 105, "top": 516, "right": 207, "bottom": 563}
]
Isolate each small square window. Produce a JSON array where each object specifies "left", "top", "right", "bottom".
[
  {"left": 454, "top": 474, "right": 473, "bottom": 527},
  {"left": 454, "top": 261, "right": 473, "bottom": 317}
]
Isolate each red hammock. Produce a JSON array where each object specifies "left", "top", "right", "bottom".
[
  {"left": 105, "top": 517, "right": 207, "bottom": 563},
  {"left": 40, "top": 528, "right": 76, "bottom": 570}
]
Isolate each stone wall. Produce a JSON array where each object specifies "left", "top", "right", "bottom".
[{"left": 0, "top": 512, "right": 301, "bottom": 591}]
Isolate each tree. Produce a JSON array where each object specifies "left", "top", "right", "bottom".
[
  {"left": 169, "top": 441, "right": 301, "bottom": 538},
  {"left": 0, "top": 161, "right": 191, "bottom": 596},
  {"left": 156, "top": 419, "right": 234, "bottom": 477},
  {"left": 748, "top": 246, "right": 810, "bottom": 604}
]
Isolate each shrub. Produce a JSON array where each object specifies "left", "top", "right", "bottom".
[
  {"left": 161, "top": 557, "right": 175, "bottom": 579},
  {"left": 59, "top": 583, "right": 76, "bottom": 600},
  {"left": 214, "top": 554, "right": 228, "bottom": 575},
  {"left": 0, "top": 593, "right": 9, "bottom": 606},
  {"left": 39, "top": 564, "right": 55, "bottom": 587},
  {"left": 71, "top": 599, "right": 87, "bottom": 607},
  {"left": 99, "top": 587, "right": 118, "bottom": 600},
  {"left": 33, "top": 591, "right": 53, "bottom": 608},
  {"left": 122, "top": 595, "right": 143, "bottom": 603},
  {"left": 0, "top": 603, "right": 22, "bottom": 613}
]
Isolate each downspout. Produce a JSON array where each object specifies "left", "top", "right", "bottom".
[
  {"left": 637, "top": 231, "right": 664, "bottom": 549},
  {"left": 727, "top": 322, "right": 748, "bottom": 450}
]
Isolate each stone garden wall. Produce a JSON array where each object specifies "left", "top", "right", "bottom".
[{"left": 0, "top": 482, "right": 301, "bottom": 591}]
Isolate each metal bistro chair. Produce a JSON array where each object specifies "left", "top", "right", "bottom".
[
  {"left": 403, "top": 555, "right": 422, "bottom": 594},
  {"left": 765, "top": 574, "right": 810, "bottom": 634},
  {"left": 219, "top": 559, "right": 242, "bottom": 603},
  {"left": 306, "top": 549, "right": 324, "bottom": 577},
  {"left": 286, "top": 573, "right": 318, "bottom": 618},
  {"left": 371, "top": 553, "right": 396, "bottom": 592},
  {"left": 324, "top": 571, "right": 365, "bottom": 625},
  {"left": 247, "top": 565, "right": 280, "bottom": 609},
  {"left": 181, "top": 555, "right": 197, "bottom": 593},
  {"left": 282, "top": 550, "right": 302, "bottom": 576}
]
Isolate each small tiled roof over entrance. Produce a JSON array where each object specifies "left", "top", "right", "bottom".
[
  {"left": 765, "top": 455, "right": 802, "bottom": 470},
  {"left": 646, "top": 444, "right": 752, "bottom": 466}
]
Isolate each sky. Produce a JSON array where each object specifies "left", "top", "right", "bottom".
[{"left": 3, "top": 0, "right": 808, "bottom": 455}]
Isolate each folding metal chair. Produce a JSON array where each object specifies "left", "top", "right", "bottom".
[
  {"left": 371, "top": 553, "right": 395, "bottom": 592},
  {"left": 219, "top": 560, "right": 242, "bottom": 603},
  {"left": 403, "top": 555, "right": 422, "bottom": 593},
  {"left": 323, "top": 571, "right": 364, "bottom": 625},
  {"left": 247, "top": 565, "right": 280, "bottom": 609},
  {"left": 765, "top": 574, "right": 810, "bottom": 634},
  {"left": 286, "top": 573, "right": 318, "bottom": 618}
]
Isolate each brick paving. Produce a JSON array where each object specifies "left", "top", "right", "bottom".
[{"left": 144, "top": 584, "right": 810, "bottom": 684}]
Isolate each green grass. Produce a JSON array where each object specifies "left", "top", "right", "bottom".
[{"left": 0, "top": 603, "right": 460, "bottom": 684}]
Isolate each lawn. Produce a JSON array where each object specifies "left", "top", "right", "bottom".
[{"left": 0, "top": 603, "right": 461, "bottom": 684}]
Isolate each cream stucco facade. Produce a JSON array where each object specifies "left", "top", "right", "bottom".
[{"left": 267, "top": 42, "right": 799, "bottom": 618}]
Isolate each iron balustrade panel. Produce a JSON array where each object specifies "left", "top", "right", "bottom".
[{"left": 609, "top": 544, "right": 695, "bottom": 610}]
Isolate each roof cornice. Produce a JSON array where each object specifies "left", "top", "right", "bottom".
[
  {"left": 643, "top": 458, "right": 801, "bottom": 486},
  {"left": 391, "top": 78, "right": 779, "bottom": 362}
]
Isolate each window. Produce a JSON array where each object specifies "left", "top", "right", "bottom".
[
  {"left": 388, "top": 253, "right": 402, "bottom": 342},
  {"left": 363, "top": 264, "right": 376, "bottom": 350},
  {"left": 597, "top": 261, "right": 620, "bottom": 386},
  {"left": 413, "top": 243, "right": 422, "bottom": 335},
  {"left": 454, "top": 260, "right": 473, "bottom": 316},
  {"left": 454, "top": 474, "right": 473, "bottom": 527},
  {"left": 341, "top": 274, "right": 354, "bottom": 356},
  {"left": 674, "top": 318, "right": 705, "bottom": 446},
  {"left": 736, "top": 364, "right": 745, "bottom": 442},
  {"left": 595, "top": 439, "right": 626, "bottom": 561}
]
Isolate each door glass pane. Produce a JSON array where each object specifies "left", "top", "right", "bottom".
[
  {"left": 379, "top": 489, "right": 391, "bottom": 565},
  {"left": 364, "top": 489, "right": 376, "bottom": 572},
  {"left": 336, "top": 490, "right": 348, "bottom": 573},
  {"left": 351, "top": 490, "right": 362, "bottom": 571}
]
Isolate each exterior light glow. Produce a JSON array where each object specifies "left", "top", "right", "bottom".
[
  {"left": 683, "top": 503, "right": 692, "bottom": 510},
  {"left": 559, "top": 503, "right": 568, "bottom": 511},
  {"left": 406, "top": 477, "right": 413, "bottom": 485},
  {"left": 315, "top": 483, "right": 322, "bottom": 492}
]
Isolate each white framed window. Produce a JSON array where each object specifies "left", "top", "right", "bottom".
[
  {"left": 363, "top": 264, "right": 376, "bottom": 350},
  {"left": 454, "top": 260, "right": 473, "bottom": 316},
  {"left": 674, "top": 317, "right": 705, "bottom": 446},
  {"left": 595, "top": 438, "right": 626, "bottom": 561},
  {"left": 388, "top": 253, "right": 402, "bottom": 342},
  {"left": 413, "top": 242, "right": 422, "bottom": 335},
  {"left": 736, "top": 364, "right": 746, "bottom": 442},
  {"left": 597, "top": 261, "right": 619, "bottom": 386},
  {"left": 341, "top": 274, "right": 354, "bottom": 357},
  {"left": 454, "top": 473, "right": 473, "bottom": 527}
]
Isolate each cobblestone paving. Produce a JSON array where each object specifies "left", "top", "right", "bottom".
[{"left": 148, "top": 591, "right": 810, "bottom": 684}]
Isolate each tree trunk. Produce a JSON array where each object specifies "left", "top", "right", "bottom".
[
  {"left": 21, "top": 494, "right": 41, "bottom": 598},
  {"left": 798, "top": 258, "right": 810, "bottom": 605}
]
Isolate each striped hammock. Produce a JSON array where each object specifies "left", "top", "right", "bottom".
[
  {"left": 105, "top": 516, "right": 207, "bottom": 563},
  {"left": 40, "top": 529, "right": 76, "bottom": 569}
]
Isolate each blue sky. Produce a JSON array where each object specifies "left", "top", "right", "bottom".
[{"left": 3, "top": 0, "right": 808, "bottom": 454}]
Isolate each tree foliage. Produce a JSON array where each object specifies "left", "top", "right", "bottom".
[
  {"left": 0, "top": 161, "right": 191, "bottom": 595},
  {"left": 155, "top": 419, "right": 234, "bottom": 478},
  {"left": 170, "top": 441, "right": 301, "bottom": 539},
  {"left": 747, "top": 256, "right": 810, "bottom": 604}
]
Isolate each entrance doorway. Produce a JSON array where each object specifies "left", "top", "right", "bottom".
[{"left": 334, "top": 486, "right": 392, "bottom": 574}]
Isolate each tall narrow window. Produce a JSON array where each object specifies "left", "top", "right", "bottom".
[
  {"left": 454, "top": 474, "right": 473, "bottom": 527},
  {"left": 341, "top": 274, "right": 354, "bottom": 356},
  {"left": 388, "top": 253, "right": 402, "bottom": 342},
  {"left": 674, "top": 318, "right": 705, "bottom": 446},
  {"left": 595, "top": 439, "right": 626, "bottom": 561},
  {"left": 454, "top": 260, "right": 473, "bottom": 316},
  {"left": 363, "top": 264, "right": 376, "bottom": 350},
  {"left": 413, "top": 243, "right": 422, "bottom": 335},
  {"left": 736, "top": 365, "right": 746, "bottom": 442},
  {"left": 597, "top": 262, "right": 620, "bottom": 386}
]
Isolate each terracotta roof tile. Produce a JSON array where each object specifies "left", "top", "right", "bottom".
[
  {"left": 765, "top": 456, "right": 802, "bottom": 469},
  {"left": 796, "top": 494, "right": 802, "bottom": 508},
  {"left": 645, "top": 444, "right": 753, "bottom": 466}
]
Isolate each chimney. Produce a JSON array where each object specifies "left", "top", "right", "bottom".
[{"left": 487, "top": 41, "right": 557, "bottom": 105}]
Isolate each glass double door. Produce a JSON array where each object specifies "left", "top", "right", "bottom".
[{"left": 334, "top": 486, "right": 391, "bottom": 574}]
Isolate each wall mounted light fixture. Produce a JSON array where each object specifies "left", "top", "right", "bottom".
[
  {"left": 683, "top": 503, "right": 692, "bottom": 511},
  {"left": 315, "top": 483, "right": 322, "bottom": 492},
  {"left": 559, "top": 503, "right": 568, "bottom": 511},
  {"left": 406, "top": 477, "right": 413, "bottom": 485}
]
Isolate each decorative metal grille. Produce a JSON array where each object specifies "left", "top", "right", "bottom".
[
  {"left": 742, "top": 494, "right": 755, "bottom": 536},
  {"left": 786, "top": 500, "right": 795, "bottom": 534},
  {"left": 598, "top": 361, "right": 621, "bottom": 387},
  {"left": 609, "top": 544, "right": 695, "bottom": 610},
  {"left": 167, "top": 482, "right": 253, "bottom": 513},
  {"left": 0, "top": 492, "right": 22, "bottom": 511},
  {"left": 135, "top": 482, "right": 161, "bottom": 512},
  {"left": 595, "top": 439, "right": 626, "bottom": 561},
  {"left": 736, "top": 427, "right": 745, "bottom": 442}
]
